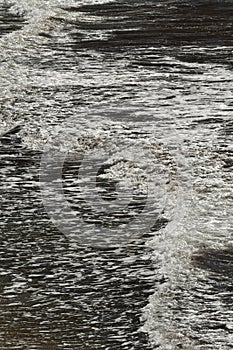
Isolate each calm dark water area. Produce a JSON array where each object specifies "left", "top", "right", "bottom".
[{"left": 0, "top": 1, "right": 233, "bottom": 349}]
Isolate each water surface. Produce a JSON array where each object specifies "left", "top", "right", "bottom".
[{"left": 0, "top": 1, "right": 233, "bottom": 349}]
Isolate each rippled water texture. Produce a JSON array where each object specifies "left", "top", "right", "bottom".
[{"left": 0, "top": 1, "right": 233, "bottom": 349}]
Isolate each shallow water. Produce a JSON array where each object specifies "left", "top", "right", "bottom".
[{"left": 0, "top": 1, "right": 233, "bottom": 349}]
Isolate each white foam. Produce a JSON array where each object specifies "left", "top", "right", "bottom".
[
  {"left": 0, "top": 1, "right": 232, "bottom": 345},
  {"left": 7, "top": 0, "right": 77, "bottom": 17},
  {"left": 142, "top": 119, "right": 233, "bottom": 349}
]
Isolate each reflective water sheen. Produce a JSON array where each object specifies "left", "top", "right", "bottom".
[{"left": 0, "top": 1, "right": 233, "bottom": 349}]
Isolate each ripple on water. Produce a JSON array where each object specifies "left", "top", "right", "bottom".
[
  {"left": 0, "top": 3, "right": 25, "bottom": 37},
  {"left": 1, "top": 0, "right": 233, "bottom": 349}
]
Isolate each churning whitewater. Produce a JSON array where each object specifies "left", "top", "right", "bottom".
[{"left": 0, "top": 0, "right": 232, "bottom": 349}]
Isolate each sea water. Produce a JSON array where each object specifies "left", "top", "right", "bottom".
[{"left": 0, "top": 1, "right": 232, "bottom": 349}]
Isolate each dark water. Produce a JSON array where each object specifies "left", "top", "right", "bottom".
[{"left": 0, "top": 1, "right": 233, "bottom": 349}]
